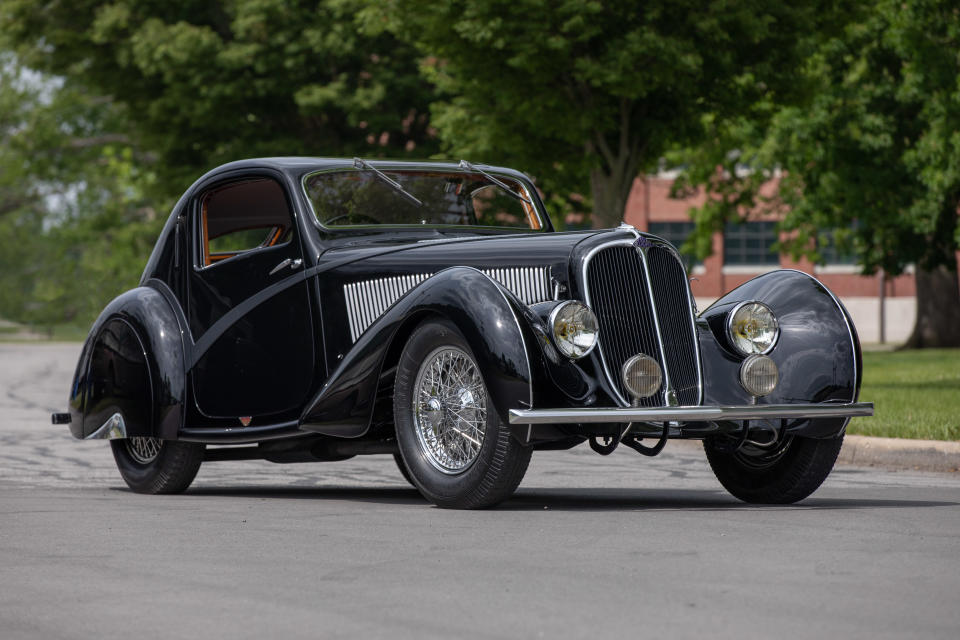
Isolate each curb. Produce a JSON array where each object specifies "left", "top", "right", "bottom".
[
  {"left": 838, "top": 434, "right": 960, "bottom": 473},
  {"left": 669, "top": 435, "right": 960, "bottom": 473}
]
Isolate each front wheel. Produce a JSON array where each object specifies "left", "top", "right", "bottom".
[
  {"left": 394, "top": 319, "right": 531, "bottom": 509},
  {"left": 704, "top": 433, "right": 844, "bottom": 504},
  {"left": 110, "top": 437, "right": 204, "bottom": 494}
]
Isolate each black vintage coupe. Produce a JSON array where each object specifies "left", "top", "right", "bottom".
[{"left": 53, "top": 157, "right": 873, "bottom": 508}]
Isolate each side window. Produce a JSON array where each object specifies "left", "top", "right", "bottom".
[{"left": 199, "top": 178, "right": 293, "bottom": 267}]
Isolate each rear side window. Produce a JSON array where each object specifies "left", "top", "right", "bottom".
[{"left": 200, "top": 178, "right": 293, "bottom": 266}]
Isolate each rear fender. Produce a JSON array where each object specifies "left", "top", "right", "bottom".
[
  {"left": 300, "top": 267, "right": 537, "bottom": 437},
  {"left": 69, "top": 287, "right": 186, "bottom": 440}
]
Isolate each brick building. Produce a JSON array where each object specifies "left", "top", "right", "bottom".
[{"left": 623, "top": 175, "right": 916, "bottom": 343}]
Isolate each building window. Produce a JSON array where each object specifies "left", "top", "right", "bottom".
[
  {"left": 817, "top": 229, "right": 857, "bottom": 265},
  {"left": 723, "top": 221, "right": 779, "bottom": 266},
  {"left": 648, "top": 221, "right": 701, "bottom": 269}
]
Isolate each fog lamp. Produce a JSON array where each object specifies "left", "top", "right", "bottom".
[
  {"left": 622, "top": 354, "right": 662, "bottom": 399},
  {"left": 739, "top": 354, "right": 779, "bottom": 397},
  {"left": 550, "top": 301, "right": 599, "bottom": 359}
]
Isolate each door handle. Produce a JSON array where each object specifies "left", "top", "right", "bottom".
[{"left": 269, "top": 258, "right": 303, "bottom": 276}]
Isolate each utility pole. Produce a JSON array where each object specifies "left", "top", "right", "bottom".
[{"left": 878, "top": 269, "right": 886, "bottom": 344}]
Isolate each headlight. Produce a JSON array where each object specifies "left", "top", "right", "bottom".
[
  {"left": 726, "top": 301, "right": 779, "bottom": 356},
  {"left": 550, "top": 301, "right": 599, "bottom": 359}
]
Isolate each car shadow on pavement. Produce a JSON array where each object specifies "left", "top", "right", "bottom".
[
  {"left": 501, "top": 488, "right": 960, "bottom": 512},
  {"left": 182, "top": 485, "right": 429, "bottom": 506},
  {"left": 170, "top": 485, "right": 958, "bottom": 511}
]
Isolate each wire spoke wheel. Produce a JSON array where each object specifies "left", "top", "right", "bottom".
[
  {"left": 413, "top": 346, "right": 487, "bottom": 474},
  {"left": 125, "top": 437, "right": 163, "bottom": 464}
]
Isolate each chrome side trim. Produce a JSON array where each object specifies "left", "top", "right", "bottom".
[
  {"left": 508, "top": 402, "right": 874, "bottom": 425},
  {"left": 343, "top": 267, "right": 551, "bottom": 342},
  {"left": 85, "top": 413, "right": 127, "bottom": 440}
]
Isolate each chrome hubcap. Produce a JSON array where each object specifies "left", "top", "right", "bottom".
[
  {"left": 413, "top": 347, "right": 487, "bottom": 474},
  {"left": 126, "top": 437, "right": 162, "bottom": 464}
]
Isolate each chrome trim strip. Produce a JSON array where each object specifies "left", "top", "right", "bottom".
[
  {"left": 343, "top": 267, "right": 551, "bottom": 342},
  {"left": 508, "top": 402, "right": 874, "bottom": 425},
  {"left": 85, "top": 412, "right": 127, "bottom": 440}
]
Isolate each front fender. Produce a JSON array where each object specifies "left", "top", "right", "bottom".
[
  {"left": 300, "top": 267, "right": 537, "bottom": 437},
  {"left": 698, "top": 269, "right": 862, "bottom": 438},
  {"left": 69, "top": 287, "right": 186, "bottom": 440}
]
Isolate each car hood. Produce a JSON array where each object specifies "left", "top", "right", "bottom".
[{"left": 316, "top": 228, "right": 637, "bottom": 292}]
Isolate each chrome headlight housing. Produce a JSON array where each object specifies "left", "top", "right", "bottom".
[
  {"left": 550, "top": 301, "right": 599, "bottom": 359},
  {"left": 726, "top": 301, "right": 779, "bottom": 356}
]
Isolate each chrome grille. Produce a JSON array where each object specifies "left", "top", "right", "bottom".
[
  {"left": 585, "top": 246, "right": 664, "bottom": 407},
  {"left": 646, "top": 246, "right": 700, "bottom": 405},
  {"left": 584, "top": 242, "right": 701, "bottom": 406}
]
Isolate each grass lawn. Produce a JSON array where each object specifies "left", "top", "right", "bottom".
[{"left": 848, "top": 349, "right": 960, "bottom": 441}]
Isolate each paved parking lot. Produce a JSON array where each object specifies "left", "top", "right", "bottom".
[{"left": 2, "top": 343, "right": 959, "bottom": 639}]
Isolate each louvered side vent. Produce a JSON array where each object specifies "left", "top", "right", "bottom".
[
  {"left": 646, "top": 247, "right": 701, "bottom": 405},
  {"left": 344, "top": 274, "right": 430, "bottom": 342},
  {"left": 585, "top": 246, "right": 665, "bottom": 407},
  {"left": 343, "top": 267, "right": 551, "bottom": 342},
  {"left": 482, "top": 267, "right": 551, "bottom": 305}
]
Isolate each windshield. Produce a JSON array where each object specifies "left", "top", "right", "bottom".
[{"left": 303, "top": 169, "right": 545, "bottom": 230}]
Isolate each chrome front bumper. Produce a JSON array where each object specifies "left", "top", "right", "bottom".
[{"left": 508, "top": 402, "right": 874, "bottom": 425}]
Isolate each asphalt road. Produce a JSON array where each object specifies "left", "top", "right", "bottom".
[{"left": 2, "top": 343, "right": 959, "bottom": 640}]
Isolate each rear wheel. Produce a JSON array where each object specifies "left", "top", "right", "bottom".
[
  {"left": 704, "top": 433, "right": 844, "bottom": 504},
  {"left": 394, "top": 319, "right": 531, "bottom": 509},
  {"left": 110, "top": 437, "right": 204, "bottom": 494}
]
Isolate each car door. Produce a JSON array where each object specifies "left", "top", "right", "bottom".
[{"left": 187, "top": 174, "right": 315, "bottom": 421}]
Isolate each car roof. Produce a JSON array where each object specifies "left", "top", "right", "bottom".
[{"left": 197, "top": 157, "right": 534, "bottom": 185}]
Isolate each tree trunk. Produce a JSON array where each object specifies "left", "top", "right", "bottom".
[
  {"left": 590, "top": 167, "right": 633, "bottom": 229},
  {"left": 902, "top": 260, "right": 960, "bottom": 349}
]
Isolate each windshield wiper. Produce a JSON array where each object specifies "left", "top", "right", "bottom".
[
  {"left": 353, "top": 157, "right": 423, "bottom": 207},
  {"left": 458, "top": 160, "right": 531, "bottom": 205}
]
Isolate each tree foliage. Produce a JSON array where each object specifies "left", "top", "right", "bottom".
[
  {"left": 1, "top": 0, "right": 438, "bottom": 191},
  {"left": 675, "top": 0, "right": 960, "bottom": 346},
  {"left": 374, "top": 0, "right": 827, "bottom": 227},
  {"left": 0, "top": 54, "right": 160, "bottom": 328}
]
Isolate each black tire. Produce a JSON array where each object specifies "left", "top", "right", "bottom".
[
  {"left": 394, "top": 453, "right": 416, "bottom": 487},
  {"left": 394, "top": 318, "right": 531, "bottom": 509},
  {"left": 110, "top": 437, "right": 204, "bottom": 494},
  {"left": 703, "top": 433, "right": 844, "bottom": 504}
]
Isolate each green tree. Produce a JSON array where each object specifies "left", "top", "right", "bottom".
[
  {"left": 676, "top": 0, "right": 960, "bottom": 348},
  {"left": 373, "top": 0, "right": 828, "bottom": 228},
  {"left": 0, "top": 53, "right": 160, "bottom": 328},
  {"left": 0, "top": 0, "right": 438, "bottom": 192}
]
